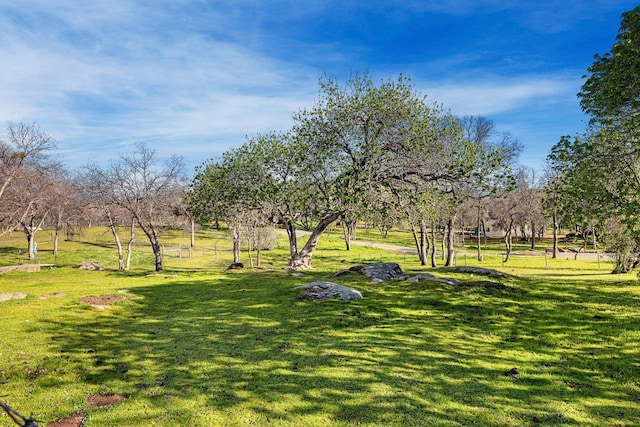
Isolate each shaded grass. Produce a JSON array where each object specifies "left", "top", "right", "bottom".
[{"left": 0, "top": 230, "right": 639, "bottom": 426}]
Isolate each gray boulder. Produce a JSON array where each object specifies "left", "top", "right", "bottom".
[
  {"left": 351, "top": 262, "right": 405, "bottom": 281},
  {"left": 75, "top": 261, "right": 105, "bottom": 271},
  {"left": 296, "top": 281, "right": 363, "bottom": 302}
]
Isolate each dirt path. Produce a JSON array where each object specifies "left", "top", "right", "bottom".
[{"left": 291, "top": 230, "right": 610, "bottom": 261}]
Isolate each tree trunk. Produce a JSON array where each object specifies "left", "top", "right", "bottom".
[
  {"left": 504, "top": 222, "right": 513, "bottom": 263},
  {"left": 110, "top": 224, "right": 125, "bottom": 270},
  {"left": 246, "top": 226, "right": 254, "bottom": 268},
  {"left": 135, "top": 216, "right": 163, "bottom": 272},
  {"left": 430, "top": 220, "right": 438, "bottom": 268},
  {"left": 284, "top": 219, "right": 298, "bottom": 258},
  {"left": 552, "top": 212, "right": 558, "bottom": 259},
  {"left": 342, "top": 220, "right": 352, "bottom": 251},
  {"left": 288, "top": 212, "right": 342, "bottom": 270},
  {"left": 126, "top": 218, "right": 135, "bottom": 270},
  {"left": 476, "top": 207, "right": 483, "bottom": 261},
  {"left": 107, "top": 210, "right": 125, "bottom": 270},
  {"left": 53, "top": 227, "right": 60, "bottom": 256},
  {"left": 530, "top": 221, "right": 536, "bottom": 250},
  {"left": 419, "top": 219, "right": 429, "bottom": 266},
  {"left": 409, "top": 223, "right": 424, "bottom": 265},
  {"left": 445, "top": 215, "right": 456, "bottom": 267},
  {"left": 26, "top": 229, "right": 36, "bottom": 260},
  {"left": 23, "top": 216, "right": 47, "bottom": 261},
  {"left": 152, "top": 241, "right": 163, "bottom": 271},
  {"left": 256, "top": 229, "right": 262, "bottom": 268},
  {"left": 190, "top": 217, "right": 196, "bottom": 248},
  {"left": 232, "top": 224, "right": 241, "bottom": 264}
]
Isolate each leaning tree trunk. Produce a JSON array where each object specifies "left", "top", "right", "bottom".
[
  {"left": 445, "top": 215, "right": 456, "bottom": 267},
  {"left": 409, "top": 223, "right": 423, "bottom": 264},
  {"left": 137, "top": 218, "right": 164, "bottom": 272},
  {"left": 288, "top": 212, "right": 342, "bottom": 270}
]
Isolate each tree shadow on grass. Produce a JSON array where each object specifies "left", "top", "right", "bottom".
[{"left": 31, "top": 270, "right": 640, "bottom": 426}]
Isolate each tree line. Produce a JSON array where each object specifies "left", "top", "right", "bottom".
[
  {"left": 2, "top": 7, "right": 637, "bottom": 273},
  {"left": 545, "top": 6, "right": 640, "bottom": 273}
]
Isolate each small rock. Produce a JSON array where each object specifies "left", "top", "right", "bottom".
[
  {"left": 333, "top": 269, "right": 351, "bottom": 277},
  {"left": 75, "top": 261, "right": 104, "bottom": 271},
  {"left": 504, "top": 367, "right": 519, "bottom": 378},
  {"left": 291, "top": 272, "right": 305, "bottom": 277}
]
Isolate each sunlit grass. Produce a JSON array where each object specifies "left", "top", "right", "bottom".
[{"left": 0, "top": 227, "right": 639, "bottom": 426}]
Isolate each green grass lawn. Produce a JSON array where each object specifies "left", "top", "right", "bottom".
[{"left": 1, "top": 229, "right": 639, "bottom": 426}]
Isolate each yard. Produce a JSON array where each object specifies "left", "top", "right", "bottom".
[{"left": 0, "top": 229, "right": 638, "bottom": 426}]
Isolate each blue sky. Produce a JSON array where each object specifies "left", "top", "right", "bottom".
[{"left": 1, "top": 1, "right": 637, "bottom": 174}]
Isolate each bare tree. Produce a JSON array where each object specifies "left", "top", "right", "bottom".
[
  {"left": 0, "top": 122, "right": 56, "bottom": 200},
  {"left": 10, "top": 165, "right": 62, "bottom": 260},
  {"left": 86, "top": 143, "right": 185, "bottom": 271},
  {"left": 0, "top": 122, "right": 57, "bottom": 238}
]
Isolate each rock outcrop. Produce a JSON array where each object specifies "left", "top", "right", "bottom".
[{"left": 296, "top": 281, "right": 363, "bottom": 302}]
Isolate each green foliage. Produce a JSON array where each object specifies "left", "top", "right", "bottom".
[
  {"left": 547, "top": 7, "right": 640, "bottom": 270},
  {"left": 189, "top": 73, "right": 519, "bottom": 269},
  {"left": 579, "top": 6, "right": 640, "bottom": 125}
]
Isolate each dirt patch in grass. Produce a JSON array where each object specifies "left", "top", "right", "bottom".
[
  {"left": 79, "top": 295, "right": 131, "bottom": 308},
  {"left": 46, "top": 411, "right": 87, "bottom": 427},
  {"left": 45, "top": 395, "right": 126, "bottom": 426},
  {"left": 87, "top": 394, "right": 127, "bottom": 408}
]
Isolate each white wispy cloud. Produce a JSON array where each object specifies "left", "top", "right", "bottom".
[
  {"left": 420, "top": 75, "right": 579, "bottom": 116},
  {"left": 0, "top": 1, "right": 320, "bottom": 169}
]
